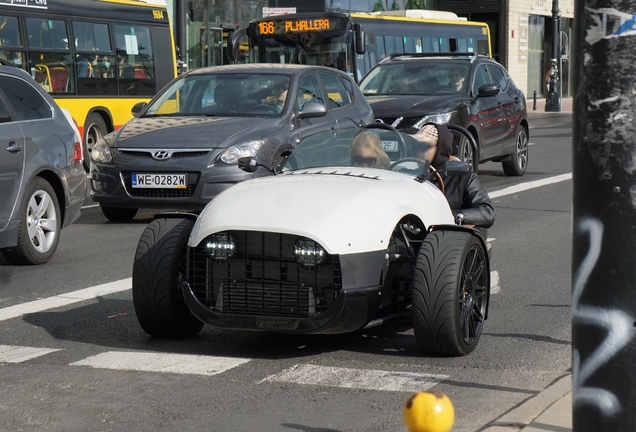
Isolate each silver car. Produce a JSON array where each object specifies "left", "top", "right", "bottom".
[{"left": 0, "top": 61, "right": 87, "bottom": 265}]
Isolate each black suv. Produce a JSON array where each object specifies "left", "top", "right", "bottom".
[{"left": 359, "top": 53, "right": 529, "bottom": 175}]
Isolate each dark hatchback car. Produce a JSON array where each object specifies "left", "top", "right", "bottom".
[
  {"left": 359, "top": 54, "right": 529, "bottom": 175},
  {"left": 90, "top": 63, "right": 374, "bottom": 221},
  {"left": 0, "top": 61, "right": 87, "bottom": 265}
]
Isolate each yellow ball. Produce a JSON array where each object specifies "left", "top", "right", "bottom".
[{"left": 403, "top": 391, "right": 455, "bottom": 432}]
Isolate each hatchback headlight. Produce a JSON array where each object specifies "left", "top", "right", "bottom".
[
  {"left": 91, "top": 140, "right": 112, "bottom": 163},
  {"left": 293, "top": 238, "right": 326, "bottom": 267},
  {"left": 218, "top": 140, "right": 265, "bottom": 165},
  {"left": 413, "top": 111, "right": 455, "bottom": 128}
]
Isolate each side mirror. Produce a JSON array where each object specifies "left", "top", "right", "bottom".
[
  {"left": 354, "top": 23, "right": 365, "bottom": 55},
  {"left": 477, "top": 84, "right": 500, "bottom": 98},
  {"left": 227, "top": 28, "right": 247, "bottom": 63},
  {"left": 131, "top": 102, "right": 147, "bottom": 117},
  {"left": 297, "top": 102, "right": 327, "bottom": 120},
  {"left": 445, "top": 160, "right": 471, "bottom": 177},
  {"left": 238, "top": 156, "right": 258, "bottom": 173}
]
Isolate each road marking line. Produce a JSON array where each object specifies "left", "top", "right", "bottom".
[
  {"left": 489, "top": 173, "right": 572, "bottom": 199},
  {"left": 0, "top": 278, "right": 131, "bottom": 323},
  {"left": 81, "top": 203, "right": 99, "bottom": 209},
  {"left": 0, "top": 345, "right": 61, "bottom": 363},
  {"left": 71, "top": 351, "right": 250, "bottom": 376},
  {"left": 491, "top": 270, "right": 501, "bottom": 295},
  {"left": 261, "top": 364, "right": 448, "bottom": 393}
]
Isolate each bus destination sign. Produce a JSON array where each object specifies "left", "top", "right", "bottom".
[
  {"left": 256, "top": 17, "right": 345, "bottom": 36},
  {"left": 0, "top": 0, "right": 47, "bottom": 9}
]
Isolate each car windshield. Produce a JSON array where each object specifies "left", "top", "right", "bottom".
[
  {"left": 359, "top": 62, "right": 470, "bottom": 96},
  {"left": 143, "top": 73, "right": 292, "bottom": 117},
  {"left": 280, "top": 128, "right": 431, "bottom": 177}
]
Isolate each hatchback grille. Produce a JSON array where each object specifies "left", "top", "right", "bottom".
[
  {"left": 122, "top": 172, "right": 199, "bottom": 198},
  {"left": 187, "top": 231, "right": 342, "bottom": 318},
  {"left": 119, "top": 149, "right": 210, "bottom": 159}
]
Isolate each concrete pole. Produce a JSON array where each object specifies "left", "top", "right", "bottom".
[{"left": 572, "top": 0, "right": 636, "bottom": 430}]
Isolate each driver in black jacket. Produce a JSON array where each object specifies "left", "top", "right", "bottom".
[{"left": 412, "top": 123, "right": 495, "bottom": 228}]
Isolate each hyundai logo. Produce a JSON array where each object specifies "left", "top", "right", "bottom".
[{"left": 152, "top": 150, "right": 172, "bottom": 160}]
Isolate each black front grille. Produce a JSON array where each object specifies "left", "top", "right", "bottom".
[
  {"left": 119, "top": 150, "right": 210, "bottom": 159},
  {"left": 122, "top": 172, "right": 199, "bottom": 198},
  {"left": 187, "top": 231, "right": 342, "bottom": 318},
  {"left": 377, "top": 116, "right": 423, "bottom": 129}
]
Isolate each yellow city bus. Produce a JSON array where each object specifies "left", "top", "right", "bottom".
[
  {"left": 228, "top": 10, "right": 491, "bottom": 81},
  {"left": 0, "top": 0, "right": 177, "bottom": 166}
]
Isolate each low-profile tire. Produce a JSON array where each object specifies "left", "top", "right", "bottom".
[
  {"left": 412, "top": 230, "right": 488, "bottom": 356},
  {"left": 132, "top": 218, "right": 203, "bottom": 338},
  {"left": 101, "top": 206, "right": 138, "bottom": 222},
  {"left": 2, "top": 178, "right": 61, "bottom": 265},
  {"left": 83, "top": 113, "right": 108, "bottom": 172},
  {"left": 502, "top": 126, "right": 529, "bottom": 176}
]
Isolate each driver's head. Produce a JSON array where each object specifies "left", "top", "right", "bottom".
[
  {"left": 412, "top": 123, "right": 453, "bottom": 169},
  {"left": 351, "top": 132, "right": 390, "bottom": 169}
]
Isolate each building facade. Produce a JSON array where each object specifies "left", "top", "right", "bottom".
[{"left": 168, "top": 0, "right": 574, "bottom": 98}]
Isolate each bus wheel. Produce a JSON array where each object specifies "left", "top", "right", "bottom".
[{"left": 84, "top": 114, "right": 108, "bottom": 171}]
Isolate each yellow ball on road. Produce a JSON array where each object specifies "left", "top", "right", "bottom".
[{"left": 403, "top": 391, "right": 455, "bottom": 432}]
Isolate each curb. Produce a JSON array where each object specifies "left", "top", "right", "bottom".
[{"left": 480, "top": 374, "right": 572, "bottom": 431}]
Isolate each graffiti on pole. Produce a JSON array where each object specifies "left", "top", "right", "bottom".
[{"left": 572, "top": 218, "right": 634, "bottom": 416}]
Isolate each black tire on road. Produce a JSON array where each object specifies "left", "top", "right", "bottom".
[
  {"left": 132, "top": 218, "right": 203, "bottom": 338},
  {"left": 101, "top": 206, "right": 138, "bottom": 222},
  {"left": 2, "top": 178, "right": 61, "bottom": 265},
  {"left": 83, "top": 113, "right": 108, "bottom": 172},
  {"left": 412, "top": 230, "right": 488, "bottom": 356},
  {"left": 502, "top": 126, "right": 529, "bottom": 176},
  {"left": 456, "top": 134, "right": 478, "bottom": 174}
]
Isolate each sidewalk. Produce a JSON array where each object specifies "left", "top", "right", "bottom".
[
  {"left": 527, "top": 97, "right": 573, "bottom": 113},
  {"left": 481, "top": 374, "right": 572, "bottom": 432}
]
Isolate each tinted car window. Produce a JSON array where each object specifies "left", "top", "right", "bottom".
[
  {"left": 0, "top": 75, "right": 51, "bottom": 120},
  {"left": 472, "top": 64, "right": 492, "bottom": 94},
  {"left": 0, "top": 96, "right": 12, "bottom": 123},
  {"left": 488, "top": 65, "right": 508, "bottom": 91},
  {"left": 297, "top": 73, "right": 325, "bottom": 111},
  {"left": 319, "top": 72, "right": 351, "bottom": 109}
]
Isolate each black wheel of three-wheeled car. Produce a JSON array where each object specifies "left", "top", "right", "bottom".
[
  {"left": 412, "top": 230, "right": 488, "bottom": 356},
  {"left": 132, "top": 217, "right": 203, "bottom": 338},
  {"left": 100, "top": 205, "right": 138, "bottom": 222}
]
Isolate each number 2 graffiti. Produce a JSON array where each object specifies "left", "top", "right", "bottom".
[{"left": 573, "top": 218, "right": 634, "bottom": 415}]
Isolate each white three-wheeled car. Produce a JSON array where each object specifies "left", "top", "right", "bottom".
[{"left": 132, "top": 126, "right": 491, "bottom": 356}]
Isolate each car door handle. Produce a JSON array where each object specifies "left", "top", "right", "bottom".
[{"left": 6, "top": 141, "right": 23, "bottom": 153}]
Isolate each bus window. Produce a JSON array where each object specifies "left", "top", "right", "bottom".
[
  {"left": 114, "top": 25, "right": 155, "bottom": 96},
  {"left": 25, "top": 18, "right": 70, "bottom": 51},
  {"left": 0, "top": 15, "right": 21, "bottom": 48},
  {"left": 72, "top": 22, "right": 111, "bottom": 52}
]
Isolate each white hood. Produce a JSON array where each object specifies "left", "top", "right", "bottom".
[{"left": 189, "top": 168, "right": 454, "bottom": 255}]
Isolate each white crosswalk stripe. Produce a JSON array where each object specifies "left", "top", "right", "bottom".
[
  {"left": 261, "top": 364, "right": 448, "bottom": 393},
  {"left": 70, "top": 351, "right": 250, "bottom": 376},
  {"left": 0, "top": 345, "right": 61, "bottom": 363}
]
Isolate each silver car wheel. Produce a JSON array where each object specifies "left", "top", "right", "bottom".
[
  {"left": 26, "top": 189, "right": 58, "bottom": 253},
  {"left": 516, "top": 129, "right": 528, "bottom": 171}
]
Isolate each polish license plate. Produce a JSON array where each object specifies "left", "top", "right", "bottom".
[
  {"left": 131, "top": 173, "right": 187, "bottom": 189},
  {"left": 381, "top": 140, "right": 398, "bottom": 151}
]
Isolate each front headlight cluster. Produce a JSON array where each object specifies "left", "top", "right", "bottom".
[
  {"left": 413, "top": 111, "right": 455, "bottom": 129},
  {"left": 204, "top": 232, "right": 236, "bottom": 262},
  {"left": 218, "top": 140, "right": 265, "bottom": 165},
  {"left": 91, "top": 139, "right": 112, "bottom": 163},
  {"left": 293, "top": 238, "right": 326, "bottom": 267}
]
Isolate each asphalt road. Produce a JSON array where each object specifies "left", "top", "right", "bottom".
[{"left": 0, "top": 113, "right": 573, "bottom": 432}]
